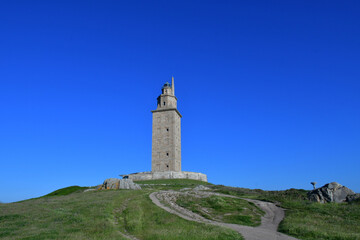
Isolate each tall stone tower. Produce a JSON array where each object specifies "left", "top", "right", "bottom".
[
  {"left": 151, "top": 77, "right": 182, "bottom": 172},
  {"left": 121, "top": 77, "right": 206, "bottom": 181}
]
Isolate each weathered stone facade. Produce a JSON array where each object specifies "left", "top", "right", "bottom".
[
  {"left": 151, "top": 77, "right": 182, "bottom": 172},
  {"left": 101, "top": 178, "right": 141, "bottom": 190},
  {"left": 123, "top": 171, "right": 208, "bottom": 182}
]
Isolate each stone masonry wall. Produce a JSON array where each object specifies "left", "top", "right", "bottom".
[
  {"left": 151, "top": 109, "right": 181, "bottom": 172},
  {"left": 123, "top": 171, "right": 208, "bottom": 182}
]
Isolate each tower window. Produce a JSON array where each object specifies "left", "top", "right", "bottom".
[
  {"left": 166, "top": 153, "right": 169, "bottom": 156},
  {"left": 166, "top": 128, "right": 169, "bottom": 131},
  {"left": 163, "top": 102, "right": 166, "bottom": 106}
]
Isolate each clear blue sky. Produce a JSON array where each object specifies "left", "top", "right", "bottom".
[{"left": 1, "top": 1, "right": 359, "bottom": 203}]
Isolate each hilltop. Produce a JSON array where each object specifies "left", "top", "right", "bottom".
[{"left": 0, "top": 179, "right": 359, "bottom": 240}]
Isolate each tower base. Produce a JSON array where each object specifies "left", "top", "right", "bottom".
[{"left": 121, "top": 171, "right": 207, "bottom": 182}]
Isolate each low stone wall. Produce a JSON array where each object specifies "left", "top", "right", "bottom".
[{"left": 122, "top": 171, "right": 208, "bottom": 182}]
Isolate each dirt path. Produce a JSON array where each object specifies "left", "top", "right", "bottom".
[
  {"left": 113, "top": 197, "right": 140, "bottom": 240},
  {"left": 149, "top": 191, "right": 298, "bottom": 240}
]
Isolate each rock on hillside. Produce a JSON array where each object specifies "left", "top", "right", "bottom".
[
  {"left": 101, "top": 178, "right": 141, "bottom": 190},
  {"left": 308, "top": 182, "right": 355, "bottom": 203},
  {"left": 346, "top": 193, "right": 360, "bottom": 203},
  {"left": 193, "top": 185, "right": 210, "bottom": 191}
]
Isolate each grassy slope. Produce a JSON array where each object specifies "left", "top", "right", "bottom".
[
  {"left": 0, "top": 180, "right": 242, "bottom": 240},
  {"left": 113, "top": 190, "right": 241, "bottom": 240},
  {"left": 2, "top": 180, "right": 359, "bottom": 240},
  {"left": 176, "top": 194, "right": 264, "bottom": 226},
  {"left": 135, "top": 179, "right": 213, "bottom": 192},
  {"left": 44, "top": 186, "right": 90, "bottom": 197},
  {"left": 278, "top": 201, "right": 360, "bottom": 240},
  {"left": 213, "top": 185, "right": 360, "bottom": 240},
  {"left": 0, "top": 190, "right": 125, "bottom": 240}
]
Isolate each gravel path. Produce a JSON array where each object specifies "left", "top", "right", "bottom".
[{"left": 149, "top": 191, "right": 298, "bottom": 240}]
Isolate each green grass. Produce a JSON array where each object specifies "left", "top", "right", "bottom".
[
  {"left": 213, "top": 185, "right": 308, "bottom": 202},
  {"left": 113, "top": 190, "right": 243, "bottom": 240},
  {"left": 0, "top": 185, "right": 242, "bottom": 240},
  {"left": 2, "top": 180, "right": 359, "bottom": 240},
  {"left": 44, "top": 186, "right": 90, "bottom": 197},
  {"left": 176, "top": 194, "right": 264, "bottom": 226},
  {"left": 134, "top": 179, "right": 212, "bottom": 191},
  {"left": 0, "top": 190, "right": 126, "bottom": 240},
  {"left": 213, "top": 185, "right": 360, "bottom": 240},
  {"left": 278, "top": 201, "right": 360, "bottom": 240}
]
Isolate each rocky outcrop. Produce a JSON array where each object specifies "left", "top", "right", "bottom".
[
  {"left": 308, "top": 182, "right": 355, "bottom": 203},
  {"left": 84, "top": 188, "right": 97, "bottom": 192},
  {"left": 101, "top": 178, "right": 141, "bottom": 190},
  {"left": 346, "top": 193, "right": 360, "bottom": 203},
  {"left": 193, "top": 185, "right": 210, "bottom": 191}
]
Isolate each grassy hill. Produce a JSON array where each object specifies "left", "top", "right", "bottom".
[
  {"left": 0, "top": 180, "right": 240, "bottom": 240},
  {"left": 0, "top": 179, "right": 359, "bottom": 240},
  {"left": 43, "top": 186, "right": 90, "bottom": 197},
  {"left": 213, "top": 185, "right": 360, "bottom": 240}
]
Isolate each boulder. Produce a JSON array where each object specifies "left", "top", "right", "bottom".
[
  {"left": 84, "top": 188, "right": 97, "bottom": 192},
  {"left": 101, "top": 178, "right": 141, "bottom": 190},
  {"left": 193, "top": 185, "right": 210, "bottom": 191},
  {"left": 346, "top": 193, "right": 360, "bottom": 203},
  {"left": 308, "top": 182, "right": 355, "bottom": 203}
]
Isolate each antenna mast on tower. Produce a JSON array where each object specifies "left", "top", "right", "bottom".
[{"left": 171, "top": 76, "right": 175, "bottom": 96}]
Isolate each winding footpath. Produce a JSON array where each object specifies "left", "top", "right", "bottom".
[{"left": 149, "top": 191, "right": 298, "bottom": 240}]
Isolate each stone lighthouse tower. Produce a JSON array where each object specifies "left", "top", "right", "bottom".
[
  {"left": 151, "top": 77, "right": 182, "bottom": 172},
  {"left": 120, "top": 77, "right": 207, "bottom": 181}
]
